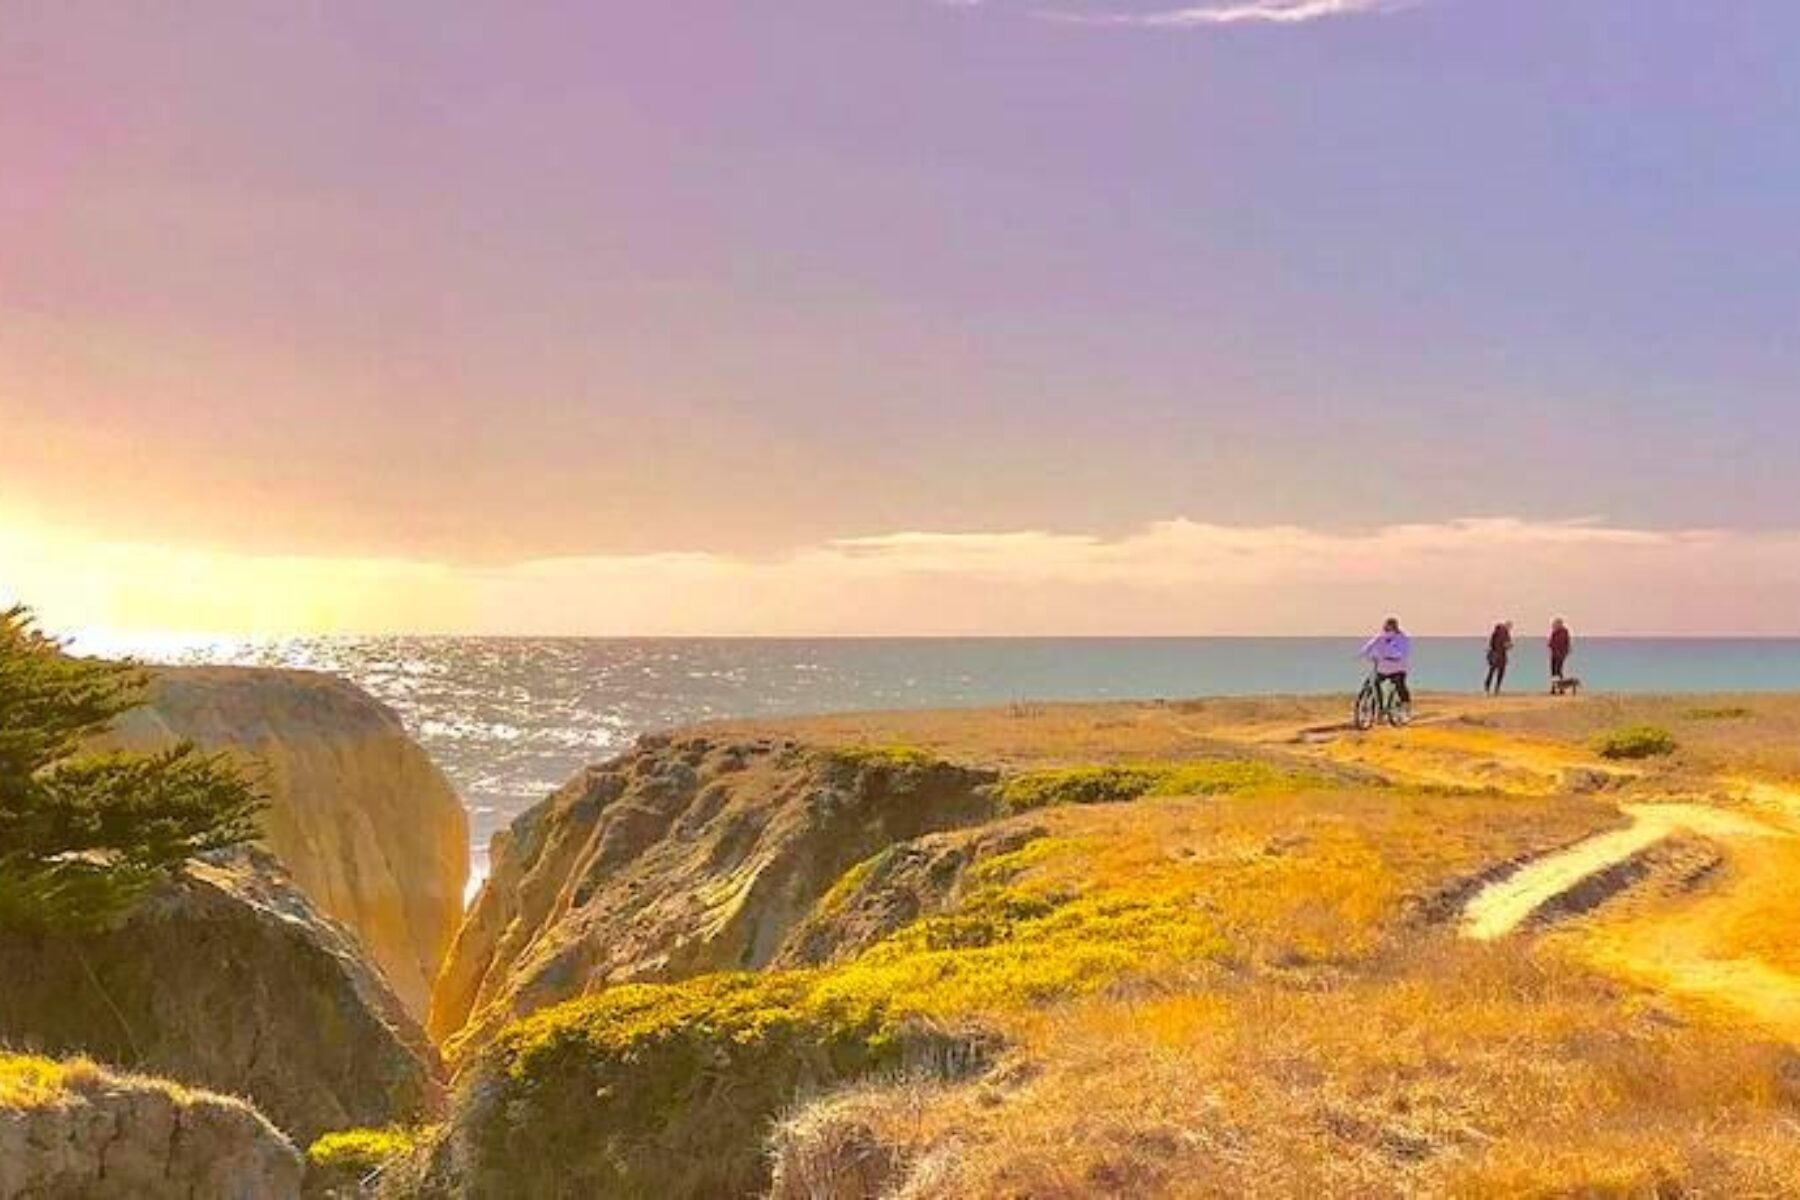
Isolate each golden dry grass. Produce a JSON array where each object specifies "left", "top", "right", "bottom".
[
  {"left": 808, "top": 940, "right": 1800, "bottom": 1199},
  {"left": 757, "top": 698, "right": 1800, "bottom": 1198},
  {"left": 0, "top": 1051, "right": 210, "bottom": 1111},
  {"left": 0, "top": 1054, "right": 86, "bottom": 1107},
  {"left": 463, "top": 695, "right": 1800, "bottom": 1198}
]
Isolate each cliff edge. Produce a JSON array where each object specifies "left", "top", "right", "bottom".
[
  {"left": 430, "top": 738, "right": 997, "bottom": 1057},
  {"left": 0, "top": 848, "right": 444, "bottom": 1146},
  {"left": 104, "top": 666, "right": 468, "bottom": 1017}
]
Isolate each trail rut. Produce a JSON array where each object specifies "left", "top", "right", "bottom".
[{"left": 1461, "top": 803, "right": 1778, "bottom": 940}]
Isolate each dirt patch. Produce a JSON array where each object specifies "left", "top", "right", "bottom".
[{"left": 1523, "top": 835, "right": 1723, "bottom": 931}]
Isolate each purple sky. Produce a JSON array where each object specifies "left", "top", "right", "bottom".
[{"left": 4, "top": 0, "right": 1800, "bottom": 633}]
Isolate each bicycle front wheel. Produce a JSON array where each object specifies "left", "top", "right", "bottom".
[{"left": 1353, "top": 685, "right": 1378, "bottom": 731}]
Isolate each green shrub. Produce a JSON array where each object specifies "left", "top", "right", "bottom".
[
  {"left": 305, "top": 1126, "right": 429, "bottom": 1195},
  {"left": 998, "top": 760, "right": 1321, "bottom": 812},
  {"left": 1685, "top": 706, "right": 1754, "bottom": 722},
  {"left": 307, "top": 1126, "right": 423, "bottom": 1172},
  {"left": 463, "top": 973, "right": 930, "bottom": 1198},
  {"left": 821, "top": 744, "right": 941, "bottom": 771},
  {"left": 1592, "top": 726, "right": 1678, "bottom": 761}
]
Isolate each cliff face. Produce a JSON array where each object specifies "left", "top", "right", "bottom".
[
  {"left": 429, "top": 738, "right": 998, "bottom": 1057},
  {"left": 0, "top": 849, "right": 444, "bottom": 1146},
  {"left": 104, "top": 667, "right": 469, "bottom": 1017},
  {"left": 0, "top": 1054, "right": 302, "bottom": 1200}
]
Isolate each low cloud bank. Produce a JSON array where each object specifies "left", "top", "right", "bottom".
[{"left": 7, "top": 516, "right": 1800, "bottom": 637}]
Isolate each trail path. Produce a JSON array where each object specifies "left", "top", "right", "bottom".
[
  {"left": 1461, "top": 802, "right": 1780, "bottom": 940},
  {"left": 1240, "top": 705, "right": 1800, "bottom": 1042}
]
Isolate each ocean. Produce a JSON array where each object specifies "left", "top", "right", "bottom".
[{"left": 71, "top": 634, "right": 1800, "bottom": 882}]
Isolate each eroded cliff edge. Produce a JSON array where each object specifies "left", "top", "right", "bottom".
[
  {"left": 0, "top": 848, "right": 444, "bottom": 1146},
  {"left": 430, "top": 738, "right": 997, "bottom": 1057},
  {"left": 105, "top": 666, "right": 469, "bottom": 1017}
]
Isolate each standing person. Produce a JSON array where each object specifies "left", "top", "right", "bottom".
[
  {"left": 1485, "top": 621, "right": 1514, "bottom": 695},
  {"left": 1359, "top": 616, "right": 1413, "bottom": 709},
  {"left": 1549, "top": 618, "right": 1573, "bottom": 683}
]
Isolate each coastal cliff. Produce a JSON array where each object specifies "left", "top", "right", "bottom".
[
  {"left": 0, "top": 848, "right": 443, "bottom": 1146},
  {"left": 104, "top": 666, "right": 469, "bottom": 1017},
  {"left": 0, "top": 1054, "right": 302, "bottom": 1200},
  {"left": 429, "top": 737, "right": 998, "bottom": 1057}
]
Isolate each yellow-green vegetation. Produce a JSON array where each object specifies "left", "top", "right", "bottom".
[
  {"left": 306, "top": 1126, "right": 429, "bottom": 1187},
  {"left": 460, "top": 973, "right": 931, "bottom": 1198},
  {"left": 998, "top": 759, "right": 1327, "bottom": 812},
  {"left": 0, "top": 1052, "right": 201, "bottom": 1111},
  {"left": 1686, "top": 704, "right": 1755, "bottom": 721},
  {"left": 806, "top": 831, "right": 1235, "bottom": 1014},
  {"left": 0, "top": 1054, "right": 81, "bottom": 1107},
  {"left": 811, "top": 847, "right": 888, "bottom": 919},
  {"left": 1593, "top": 725, "right": 1679, "bottom": 760},
  {"left": 821, "top": 743, "right": 944, "bottom": 771}
]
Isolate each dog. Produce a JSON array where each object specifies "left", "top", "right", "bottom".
[{"left": 1550, "top": 676, "right": 1583, "bottom": 697}]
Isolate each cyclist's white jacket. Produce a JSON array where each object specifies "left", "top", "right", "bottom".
[{"left": 1360, "top": 632, "right": 1412, "bottom": 676}]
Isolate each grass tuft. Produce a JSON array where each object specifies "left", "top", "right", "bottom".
[
  {"left": 306, "top": 1126, "right": 428, "bottom": 1178},
  {"left": 1593, "top": 726, "right": 1679, "bottom": 760},
  {"left": 0, "top": 1054, "right": 81, "bottom": 1108},
  {"left": 1685, "top": 705, "right": 1755, "bottom": 722},
  {"left": 998, "top": 760, "right": 1326, "bottom": 812}
]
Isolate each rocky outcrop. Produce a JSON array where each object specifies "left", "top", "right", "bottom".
[
  {"left": 0, "top": 849, "right": 444, "bottom": 1145},
  {"left": 103, "top": 666, "right": 468, "bottom": 1017},
  {"left": 773, "top": 822, "right": 1048, "bottom": 968},
  {"left": 0, "top": 1055, "right": 302, "bottom": 1199},
  {"left": 430, "top": 739, "right": 997, "bottom": 1058}
]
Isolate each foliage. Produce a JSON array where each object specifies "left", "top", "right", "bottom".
[
  {"left": 1685, "top": 705, "right": 1754, "bottom": 722},
  {"left": 306, "top": 1126, "right": 429, "bottom": 1186},
  {"left": 0, "top": 1053, "right": 199, "bottom": 1110},
  {"left": 998, "top": 759, "right": 1324, "bottom": 812},
  {"left": 0, "top": 1054, "right": 80, "bottom": 1108},
  {"left": 0, "top": 606, "right": 264, "bottom": 928},
  {"left": 1592, "top": 725, "right": 1679, "bottom": 761},
  {"left": 822, "top": 744, "right": 943, "bottom": 772},
  {"left": 465, "top": 973, "right": 925, "bottom": 1198},
  {"left": 812, "top": 847, "right": 890, "bottom": 919}
]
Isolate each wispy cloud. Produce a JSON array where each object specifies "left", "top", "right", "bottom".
[
  {"left": 1037, "top": 0, "right": 1423, "bottom": 28},
  {"left": 13, "top": 512, "right": 1800, "bottom": 638}
]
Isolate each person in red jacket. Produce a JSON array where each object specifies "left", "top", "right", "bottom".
[{"left": 1549, "top": 618, "right": 1573, "bottom": 682}]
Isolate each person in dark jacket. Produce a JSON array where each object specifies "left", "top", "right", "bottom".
[
  {"left": 1549, "top": 618, "right": 1573, "bottom": 682},
  {"left": 1484, "top": 621, "right": 1514, "bottom": 695}
]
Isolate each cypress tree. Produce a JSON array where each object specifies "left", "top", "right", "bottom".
[{"left": 0, "top": 606, "right": 263, "bottom": 928}]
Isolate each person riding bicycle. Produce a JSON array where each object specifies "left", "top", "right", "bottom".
[{"left": 1359, "top": 617, "right": 1413, "bottom": 708}]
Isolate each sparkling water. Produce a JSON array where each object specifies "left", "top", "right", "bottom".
[{"left": 69, "top": 634, "right": 1800, "bottom": 884}]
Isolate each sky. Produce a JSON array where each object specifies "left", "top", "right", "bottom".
[{"left": 3, "top": 0, "right": 1799, "bottom": 635}]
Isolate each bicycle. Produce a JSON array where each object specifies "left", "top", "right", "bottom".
[{"left": 1353, "top": 670, "right": 1412, "bottom": 731}]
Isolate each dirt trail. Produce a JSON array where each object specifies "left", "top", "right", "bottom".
[
  {"left": 1241, "top": 708, "right": 1800, "bottom": 1042},
  {"left": 1461, "top": 802, "right": 1779, "bottom": 940}
]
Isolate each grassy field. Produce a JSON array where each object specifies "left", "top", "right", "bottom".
[
  {"left": 751, "top": 695, "right": 1800, "bottom": 1198},
  {"left": 408, "top": 692, "right": 1800, "bottom": 1197}
]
